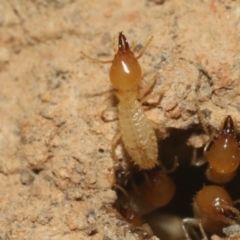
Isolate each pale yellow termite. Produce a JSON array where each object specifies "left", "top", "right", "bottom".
[{"left": 81, "top": 32, "right": 166, "bottom": 169}]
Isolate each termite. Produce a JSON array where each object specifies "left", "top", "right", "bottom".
[
  {"left": 115, "top": 166, "right": 176, "bottom": 216},
  {"left": 190, "top": 65, "right": 240, "bottom": 183},
  {"left": 204, "top": 116, "right": 240, "bottom": 184},
  {"left": 137, "top": 168, "right": 175, "bottom": 211},
  {"left": 81, "top": 32, "right": 167, "bottom": 169},
  {"left": 182, "top": 185, "right": 240, "bottom": 240},
  {"left": 193, "top": 113, "right": 240, "bottom": 184}
]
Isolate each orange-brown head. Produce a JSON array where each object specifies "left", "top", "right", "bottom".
[
  {"left": 110, "top": 32, "right": 142, "bottom": 91},
  {"left": 195, "top": 185, "right": 240, "bottom": 225},
  {"left": 196, "top": 186, "right": 232, "bottom": 215},
  {"left": 139, "top": 171, "right": 175, "bottom": 208}
]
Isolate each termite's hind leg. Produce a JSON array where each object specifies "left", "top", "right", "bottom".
[
  {"left": 167, "top": 156, "right": 179, "bottom": 173},
  {"left": 112, "top": 130, "right": 122, "bottom": 163},
  {"left": 196, "top": 101, "right": 210, "bottom": 136}
]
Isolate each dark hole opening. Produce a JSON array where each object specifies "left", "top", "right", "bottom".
[{"left": 113, "top": 126, "right": 240, "bottom": 240}]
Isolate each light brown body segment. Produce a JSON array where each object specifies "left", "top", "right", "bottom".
[{"left": 117, "top": 91, "right": 158, "bottom": 169}]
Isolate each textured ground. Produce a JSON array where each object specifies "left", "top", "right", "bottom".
[{"left": 1, "top": 0, "right": 240, "bottom": 239}]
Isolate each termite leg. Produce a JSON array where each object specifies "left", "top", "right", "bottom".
[
  {"left": 112, "top": 183, "right": 129, "bottom": 198},
  {"left": 202, "top": 128, "right": 217, "bottom": 156},
  {"left": 167, "top": 156, "right": 179, "bottom": 173},
  {"left": 101, "top": 106, "right": 118, "bottom": 122},
  {"left": 80, "top": 51, "right": 113, "bottom": 64},
  {"left": 135, "top": 35, "right": 154, "bottom": 60},
  {"left": 130, "top": 40, "right": 135, "bottom": 52},
  {"left": 112, "top": 34, "right": 118, "bottom": 53},
  {"left": 139, "top": 73, "right": 158, "bottom": 101},
  {"left": 190, "top": 126, "right": 217, "bottom": 167},
  {"left": 112, "top": 130, "right": 122, "bottom": 163},
  {"left": 182, "top": 218, "right": 208, "bottom": 240},
  {"left": 190, "top": 148, "right": 207, "bottom": 167},
  {"left": 140, "top": 81, "right": 170, "bottom": 108}
]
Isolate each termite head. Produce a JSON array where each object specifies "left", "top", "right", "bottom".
[
  {"left": 193, "top": 185, "right": 240, "bottom": 234},
  {"left": 139, "top": 171, "right": 175, "bottom": 208},
  {"left": 195, "top": 186, "right": 232, "bottom": 216},
  {"left": 110, "top": 32, "right": 142, "bottom": 91}
]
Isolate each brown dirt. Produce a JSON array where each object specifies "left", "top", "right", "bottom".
[{"left": 1, "top": 0, "right": 240, "bottom": 239}]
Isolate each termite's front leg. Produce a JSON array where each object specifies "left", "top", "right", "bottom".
[
  {"left": 190, "top": 131, "right": 215, "bottom": 167},
  {"left": 111, "top": 130, "right": 122, "bottom": 163},
  {"left": 140, "top": 77, "right": 169, "bottom": 106},
  {"left": 138, "top": 72, "right": 159, "bottom": 101}
]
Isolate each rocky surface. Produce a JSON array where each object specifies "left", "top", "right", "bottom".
[{"left": 1, "top": 0, "right": 240, "bottom": 239}]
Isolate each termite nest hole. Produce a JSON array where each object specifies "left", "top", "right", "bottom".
[{"left": 113, "top": 126, "right": 240, "bottom": 240}]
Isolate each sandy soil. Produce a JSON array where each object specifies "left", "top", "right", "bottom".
[{"left": 1, "top": 0, "right": 240, "bottom": 239}]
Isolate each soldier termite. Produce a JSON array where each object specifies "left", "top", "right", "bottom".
[
  {"left": 193, "top": 113, "right": 240, "bottom": 184},
  {"left": 189, "top": 62, "right": 240, "bottom": 184},
  {"left": 182, "top": 185, "right": 240, "bottom": 240},
  {"left": 81, "top": 32, "right": 167, "bottom": 169}
]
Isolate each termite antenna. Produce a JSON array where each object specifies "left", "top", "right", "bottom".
[
  {"left": 80, "top": 51, "right": 113, "bottom": 64},
  {"left": 135, "top": 35, "right": 154, "bottom": 60}
]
